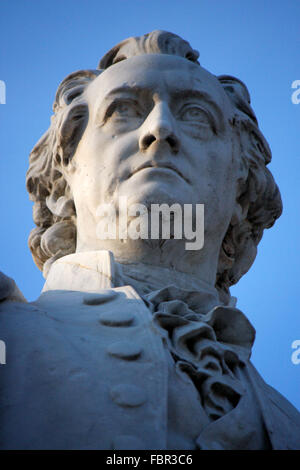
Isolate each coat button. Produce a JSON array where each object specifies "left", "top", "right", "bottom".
[
  {"left": 99, "top": 311, "right": 134, "bottom": 327},
  {"left": 113, "top": 435, "right": 146, "bottom": 450},
  {"left": 110, "top": 384, "right": 147, "bottom": 407},
  {"left": 83, "top": 290, "right": 117, "bottom": 305},
  {"left": 107, "top": 341, "right": 142, "bottom": 360}
]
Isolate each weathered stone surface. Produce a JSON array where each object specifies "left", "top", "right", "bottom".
[
  {"left": 1, "top": 30, "right": 299, "bottom": 450},
  {"left": 0, "top": 271, "right": 26, "bottom": 303}
]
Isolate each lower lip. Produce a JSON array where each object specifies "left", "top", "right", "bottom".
[{"left": 131, "top": 167, "right": 186, "bottom": 181}]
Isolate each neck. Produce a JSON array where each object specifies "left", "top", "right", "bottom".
[{"left": 76, "top": 237, "right": 221, "bottom": 288}]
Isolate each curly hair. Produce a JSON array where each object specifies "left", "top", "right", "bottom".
[{"left": 26, "top": 31, "right": 282, "bottom": 296}]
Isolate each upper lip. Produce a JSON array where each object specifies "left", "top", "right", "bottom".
[{"left": 129, "top": 162, "right": 190, "bottom": 184}]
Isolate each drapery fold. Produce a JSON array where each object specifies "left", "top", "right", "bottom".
[{"left": 144, "top": 285, "right": 255, "bottom": 422}]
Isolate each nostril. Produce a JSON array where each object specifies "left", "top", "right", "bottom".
[
  {"left": 141, "top": 134, "right": 156, "bottom": 149},
  {"left": 140, "top": 133, "right": 179, "bottom": 153},
  {"left": 166, "top": 135, "right": 179, "bottom": 152}
]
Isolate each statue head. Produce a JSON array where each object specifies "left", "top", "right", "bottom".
[{"left": 26, "top": 30, "right": 282, "bottom": 299}]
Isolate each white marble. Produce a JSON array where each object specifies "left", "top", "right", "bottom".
[{"left": 1, "top": 30, "right": 299, "bottom": 450}]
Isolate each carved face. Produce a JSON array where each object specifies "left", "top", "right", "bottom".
[{"left": 66, "top": 54, "right": 239, "bottom": 252}]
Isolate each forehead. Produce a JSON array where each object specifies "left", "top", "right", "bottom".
[{"left": 87, "top": 55, "right": 231, "bottom": 113}]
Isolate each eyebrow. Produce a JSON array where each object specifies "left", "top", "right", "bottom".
[
  {"left": 171, "top": 89, "right": 222, "bottom": 109},
  {"left": 102, "top": 85, "right": 221, "bottom": 103},
  {"left": 96, "top": 85, "right": 226, "bottom": 129},
  {"left": 103, "top": 86, "right": 146, "bottom": 100}
]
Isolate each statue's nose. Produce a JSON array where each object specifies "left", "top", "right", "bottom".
[{"left": 139, "top": 103, "right": 179, "bottom": 154}]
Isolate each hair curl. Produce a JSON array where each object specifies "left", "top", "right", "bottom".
[{"left": 26, "top": 31, "right": 282, "bottom": 297}]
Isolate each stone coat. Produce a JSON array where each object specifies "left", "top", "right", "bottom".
[{"left": 0, "top": 251, "right": 300, "bottom": 450}]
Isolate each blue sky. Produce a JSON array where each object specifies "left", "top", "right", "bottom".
[{"left": 0, "top": 0, "right": 299, "bottom": 412}]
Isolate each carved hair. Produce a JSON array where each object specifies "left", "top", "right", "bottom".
[{"left": 26, "top": 31, "right": 282, "bottom": 296}]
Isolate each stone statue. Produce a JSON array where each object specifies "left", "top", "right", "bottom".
[{"left": 1, "top": 31, "right": 300, "bottom": 450}]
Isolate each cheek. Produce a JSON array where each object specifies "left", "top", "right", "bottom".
[
  {"left": 92, "top": 124, "right": 139, "bottom": 152},
  {"left": 189, "top": 139, "right": 237, "bottom": 218},
  {"left": 209, "top": 151, "right": 237, "bottom": 207},
  {"left": 71, "top": 128, "right": 140, "bottom": 207},
  {"left": 189, "top": 137, "right": 236, "bottom": 186},
  {"left": 68, "top": 140, "right": 103, "bottom": 211},
  {"left": 89, "top": 129, "right": 140, "bottom": 173}
]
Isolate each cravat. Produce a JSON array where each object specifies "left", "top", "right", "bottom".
[{"left": 143, "top": 285, "right": 255, "bottom": 422}]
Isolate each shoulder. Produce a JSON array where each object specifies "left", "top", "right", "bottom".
[{"left": 0, "top": 271, "right": 26, "bottom": 303}]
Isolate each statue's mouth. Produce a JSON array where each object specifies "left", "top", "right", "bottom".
[{"left": 129, "top": 163, "right": 191, "bottom": 185}]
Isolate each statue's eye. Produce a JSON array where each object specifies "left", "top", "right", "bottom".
[
  {"left": 179, "top": 105, "right": 210, "bottom": 124},
  {"left": 108, "top": 100, "right": 141, "bottom": 119}
]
